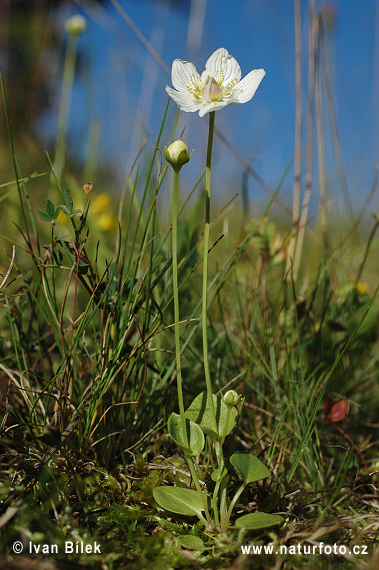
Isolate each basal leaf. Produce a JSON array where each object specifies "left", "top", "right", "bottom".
[
  {"left": 153, "top": 486, "right": 207, "bottom": 518},
  {"left": 176, "top": 535, "right": 205, "bottom": 549},
  {"left": 230, "top": 453, "right": 271, "bottom": 485},
  {"left": 234, "top": 512, "right": 284, "bottom": 530}
]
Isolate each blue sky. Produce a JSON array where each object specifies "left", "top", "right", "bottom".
[{"left": 50, "top": 0, "right": 379, "bottom": 215}]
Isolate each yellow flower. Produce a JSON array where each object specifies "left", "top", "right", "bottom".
[
  {"left": 355, "top": 282, "right": 369, "bottom": 296},
  {"left": 91, "top": 193, "right": 112, "bottom": 214},
  {"left": 96, "top": 212, "right": 117, "bottom": 232}
]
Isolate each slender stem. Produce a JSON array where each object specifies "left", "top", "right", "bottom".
[
  {"left": 173, "top": 169, "right": 211, "bottom": 526},
  {"left": 202, "top": 111, "right": 217, "bottom": 433},
  {"left": 214, "top": 440, "right": 228, "bottom": 531},
  {"left": 330, "top": 421, "right": 369, "bottom": 471},
  {"left": 186, "top": 457, "right": 212, "bottom": 526},
  {"left": 172, "top": 170, "right": 188, "bottom": 447},
  {"left": 226, "top": 482, "right": 246, "bottom": 523},
  {"left": 52, "top": 221, "right": 74, "bottom": 265}
]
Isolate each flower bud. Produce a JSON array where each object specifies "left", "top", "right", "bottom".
[
  {"left": 223, "top": 390, "right": 241, "bottom": 407},
  {"left": 65, "top": 14, "right": 87, "bottom": 36},
  {"left": 83, "top": 182, "right": 93, "bottom": 194},
  {"left": 164, "top": 140, "right": 190, "bottom": 172}
]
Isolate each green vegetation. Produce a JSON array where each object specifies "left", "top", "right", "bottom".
[{"left": 0, "top": 4, "right": 378, "bottom": 569}]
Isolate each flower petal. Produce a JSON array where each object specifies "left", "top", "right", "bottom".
[
  {"left": 171, "top": 59, "right": 201, "bottom": 94},
  {"left": 198, "top": 100, "right": 229, "bottom": 117},
  {"left": 165, "top": 86, "right": 201, "bottom": 113},
  {"left": 230, "top": 69, "right": 265, "bottom": 104},
  {"left": 205, "top": 48, "right": 241, "bottom": 87}
]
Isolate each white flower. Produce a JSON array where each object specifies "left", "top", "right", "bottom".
[{"left": 165, "top": 48, "right": 265, "bottom": 117}]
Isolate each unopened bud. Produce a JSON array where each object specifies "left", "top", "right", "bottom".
[
  {"left": 164, "top": 140, "right": 190, "bottom": 172},
  {"left": 223, "top": 390, "right": 241, "bottom": 407},
  {"left": 65, "top": 14, "right": 87, "bottom": 36},
  {"left": 83, "top": 182, "right": 93, "bottom": 194}
]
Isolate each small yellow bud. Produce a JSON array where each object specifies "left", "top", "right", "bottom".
[
  {"left": 223, "top": 390, "right": 241, "bottom": 407},
  {"left": 83, "top": 182, "right": 93, "bottom": 194},
  {"left": 164, "top": 140, "right": 190, "bottom": 172},
  {"left": 65, "top": 14, "right": 87, "bottom": 36}
]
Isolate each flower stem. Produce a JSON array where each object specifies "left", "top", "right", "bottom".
[
  {"left": 202, "top": 111, "right": 217, "bottom": 433},
  {"left": 173, "top": 169, "right": 212, "bottom": 526},
  {"left": 172, "top": 170, "right": 188, "bottom": 448}
]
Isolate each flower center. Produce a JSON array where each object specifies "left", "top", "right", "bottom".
[{"left": 200, "top": 72, "right": 223, "bottom": 102}]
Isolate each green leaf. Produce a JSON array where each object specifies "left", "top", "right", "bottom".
[
  {"left": 230, "top": 453, "right": 271, "bottom": 485},
  {"left": 153, "top": 486, "right": 208, "bottom": 518},
  {"left": 176, "top": 535, "right": 205, "bottom": 549},
  {"left": 38, "top": 210, "right": 52, "bottom": 222},
  {"left": 211, "top": 467, "right": 228, "bottom": 483},
  {"left": 54, "top": 207, "right": 61, "bottom": 219},
  {"left": 234, "top": 512, "right": 284, "bottom": 530},
  {"left": 45, "top": 199, "right": 55, "bottom": 219},
  {"left": 167, "top": 413, "right": 205, "bottom": 457},
  {"left": 64, "top": 188, "right": 73, "bottom": 213},
  {"left": 185, "top": 392, "right": 238, "bottom": 441},
  {"left": 59, "top": 205, "right": 69, "bottom": 216}
]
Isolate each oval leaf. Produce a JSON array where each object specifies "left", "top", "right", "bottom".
[
  {"left": 230, "top": 453, "right": 271, "bottom": 485},
  {"left": 45, "top": 199, "right": 56, "bottom": 219},
  {"left": 185, "top": 391, "right": 238, "bottom": 441},
  {"left": 176, "top": 535, "right": 205, "bottom": 549},
  {"left": 64, "top": 188, "right": 73, "bottom": 212},
  {"left": 38, "top": 210, "right": 52, "bottom": 222},
  {"left": 167, "top": 413, "right": 205, "bottom": 456},
  {"left": 234, "top": 512, "right": 284, "bottom": 530},
  {"left": 153, "top": 486, "right": 207, "bottom": 518}
]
